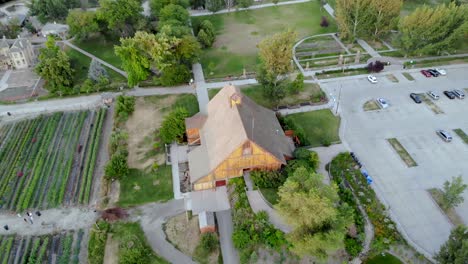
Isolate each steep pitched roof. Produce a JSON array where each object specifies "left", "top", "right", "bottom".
[
  {"left": 188, "top": 85, "right": 294, "bottom": 182},
  {"left": 10, "top": 38, "right": 29, "bottom": 51}
]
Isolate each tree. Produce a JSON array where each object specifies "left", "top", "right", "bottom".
[
  {"left": 159, "top": 107, "right": 189, "bottom": 143},
  {"left": 29, "top": 0, "right": 78, "bottom": 23},
  {"left": 258, "top": 30, "right": 297, "bottom": 79},
  {"left": 0, "top": 18, "right": 21, "bottom": 39},
  {"left": 206, "top": 0, "right": 225, "bottom": 13},
  {"left": 114, "top": 35, "right": 152, "bottom": 87},
  {"left": 399, "top": 3, "right": 468, "bottom": 55},
  {"left": 98, "top": 0, "right": 144, "bottom": 37},
  {"left": 197, "top": 20, "right": 216, "bottom": 48},
  {"left": 435, "top": 225, "right": 468, "bottom": 264},
  {"left": 238, "top": 0, "right": 253, "bottom": 8},
  {"left": 105, "top": 150, "right": 129, "bottom": 180},
  {"left": 159, "top": 4, "right": 190, "bottom": 26},
  {"left": 367, "top": 60, "right": 385, "bottom": 73},
  {"left": 370, "top": 0, "right": 402, "bottom": 38},
  {"left": 115, "top": 95, "right": 136, "bottom": 121},
  {"left": 320, "top": 16, "right": 329, "bottom": 27},
  {"left": 159, "top": 64, "right": 191, "bottom": 86},
  {"left": 276, "top": 167, "right": 353, "bottom": 259},
  {"left": 66, "top": 10, "right": 99, "bottom": 40},
  {"left": 88, "top": 59, "right": 109, "bottom": 82},
  {"left": 149, "top": 0, "right": 189, "bottom": 17},
  {"left": 288, "top": 73, "right": 304, "bottom": 94},
  {"left": 35, "top": 37, "right": 74, "bottom": 95},
  {"left": 440, "top": 176, "right": 467, "bottom": 210}
]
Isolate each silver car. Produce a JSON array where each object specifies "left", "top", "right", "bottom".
[
  {"left": 453, "top": 90, "right": 465, "bottom": 99},
  {"left": 436, "top": 130, "right": 452, "bottom": 142},
  {"left": 427, "top": 91, "right": 439, "bottom": 100}
]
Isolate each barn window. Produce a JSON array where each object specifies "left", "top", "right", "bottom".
[{"left": 242, "top": 141, "right": 252, "bottom": 155}]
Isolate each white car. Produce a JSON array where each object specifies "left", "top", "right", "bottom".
[
  {"left": 376, "top": 98, "right": 389, "bottom": 109},
  {"left": 367, "top": 75, "right": 377, "bottom": 83},
  {"left": 427, "top": 91, "right": 440, "bottom": 100},
  {"left": 435, "top": 68, "right": 446, "bottom": 75}
]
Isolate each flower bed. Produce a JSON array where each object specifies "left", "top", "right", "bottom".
[{"left": 0, "top": 109, "right": 107, "bottom": 211}]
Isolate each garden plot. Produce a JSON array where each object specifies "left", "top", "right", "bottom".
[
  {"left": 0, "top": 109, "right": 107, "bottom": 211},
  {"left": 0, "top": 230, "right": 84, "bottom": 264}
]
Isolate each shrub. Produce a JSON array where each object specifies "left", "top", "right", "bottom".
[
  {"left": 288, "top": 73, "right": 304, "bottom": 95},
  {"left": 238, "top": 0, "right": 253, "bottom": 8},
  {"left": 105, "top": 150, "right": 129, "bottom": 180},
  {"left": 159, "top": 107, "right": 189, "bottom": 143},
  {"left": 367, "top": 61, "right": 385, "bottom": 73},
  {"left": 320, "top": 16, "right": 329, "bottom": 27},
  {"left": 205, "top": 0, "right": 224, "bottom": 12},
  {"left": 159, "top": 64, "right": 191, "bottom": 86},
  {"left": 115, "top": 95, "right": 135, "bottom": 122},
  {"left": 197, "top": 20, "right": 215, "bottom": 48},
  {"left": 344, "top": 236, "right": 362, "bottom": 257},
  {"left": 293, "top": 148, "right": 310, "bottom": 160},
  {"left": 88, "top": 221, "right": 110, "bottom": 264},
  {"left": 250, "top": 170, "right": 286, "bottom": 188}
]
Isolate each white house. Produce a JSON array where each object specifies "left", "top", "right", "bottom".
[{"left": 0, "top": 36, "right": 35, "bottom": 70}]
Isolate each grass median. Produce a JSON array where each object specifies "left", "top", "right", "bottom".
[
  {"left": 387, "top": 138, "right": 417, "bottom": 167},
  {"left": 453, "top": 129, "right": 468, "bottom": 144},
  {"left": 418, "top": 93, "right": 444, "bottom": 114},
  {"left": 428, "top": 188, "right": 464, "bottom": 226},
  {"left": 363, "top": 100, "right": 380, "bottom": 111}
]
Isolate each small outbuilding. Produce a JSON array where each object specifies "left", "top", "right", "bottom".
[{"left": 41, "top": 22, "right": 69, "bottom": 37}]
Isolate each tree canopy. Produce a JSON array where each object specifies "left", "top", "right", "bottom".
[
  {"left": 159, "top": 107, "right": 189, "bottom": 143},
  {"left": 258, "top": 30, "right": 297, "bottom": 79},
  {"left": 66, "top": 10, "right": 99, "bottom": 40},
  {"left": 35, "top": 37, "right": 74, "bottom": 95},
  {"left": 435, "top": 225, "right": 468, "bottom": 264},
  {"left": 399, "top": 2, "right": 468, "bottom": 55},
  {"left": 440, "top": 175, "right": 467, "bottom": 210},
  {"left": 98, "top": 0, "right": 144, "bottom": 37},
  {"left": 149, "top": 0, "right": 189, "bottom": 17},
  {"left": 276, "top": 167, "right": 353, "bottom": 258},
  {"left": 29, "top": 0, "right": 79, "bottom": 23}
]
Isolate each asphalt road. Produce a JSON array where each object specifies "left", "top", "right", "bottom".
[{"left": 321, "top": 64, "right": 468, "bottom": 257}]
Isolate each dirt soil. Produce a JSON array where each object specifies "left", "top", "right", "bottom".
[
  {"left": 103, "top": 233, "right": 119, "bottom": 264},
  {"left": 125, "top": 96, "right": 177, "bottom": 170},
  {"left": 165, "top": 213, "right": 200, "bottom": 256}
]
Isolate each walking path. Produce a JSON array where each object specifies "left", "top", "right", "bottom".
[
  {"left": 193, "top": 63, "right": 209, "bottom": 114},
  {"left": 243, "top": 173, "right": 292, "bottom": 233},
  {"left": 62, "top": 40, "right": 128, "bottom": 78},
  {"left": 190, "top": 0, "right": 311, "bottom": 16},
  {"left": 309, "top": 143, "right": 347, "bottom": 184},
  {"left": 323, "top": 3, "right": 335, "bottom": 18},
  {"left": 357, "top": 39, "right": 381, "bottom": 58},
  {"left": 216, "top": 210, "right": 240, "bottom": 264},
  {"left": 131, "top": 200, "right": 196, "bottom": 264},
  {"left": 0, "top": 207, "right": 98, "bottom": 236}
]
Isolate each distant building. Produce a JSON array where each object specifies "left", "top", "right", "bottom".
[
  {"left": 41, "top": 22, "right": 69, "bottom": 38},
  {"left": 0, "top": 36, "right": 35, "bottom": 70},
  {"left": 185, "top": 85, "right": 295, "bottom": 191}
]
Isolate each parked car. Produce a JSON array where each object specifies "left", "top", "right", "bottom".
[
  {"left": 443, "top": 91, "right": 456, "bottom": 99},
  {"left": 435, "top": 68, "right": 446, "bottom": 75},
  {"left": 376, "top": 98, "right": 389, "bottom": 108},
  {"left": 410, "top": 93, "right": 422, "bottom": 104},
  {"left": 427, "top": 69, "right": 440, "bottom": 77},
  {"left": 427, "top": 91, "right": 440, "bottom": 100},
  {"left": 367, "top": 75, "right": 377, "bottom": 83},
  {"left": 453, "top": 89, "right": 465, "bottom": 99},
  {"left": 436, "top": 130, "right": 452, "bottom": 142},
  {"left": 420, "top": 70, "right": 432, "bottom": 77}
]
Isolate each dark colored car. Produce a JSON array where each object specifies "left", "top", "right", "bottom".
[
  {"left": 410, "top": 93, "right": 422, "bottom": 103},
  {"left": 428, "top": 69, "right": 440, "bottom": 77},
  {"left": 420, "top": 70, "right": 432, "bottom": 77},
  {"left": 443, "top": 91, "right": 456, "bottom": 99}
]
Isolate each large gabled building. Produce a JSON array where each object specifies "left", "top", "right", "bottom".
[{"left": 185, "top": 85, "right": 294, "bottom": 191}]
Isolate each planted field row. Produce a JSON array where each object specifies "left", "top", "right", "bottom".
[
  {"left": 0, "top": 109, "right": 107, "bottom": 211},
  {"left": 0, "top": 230, "right": 84, "bottom": 264}
]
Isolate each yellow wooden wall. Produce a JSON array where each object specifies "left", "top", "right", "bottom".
[
  {"left": 193, "top": 140, "right": 283, "bottom": 190},
  {"left": 187, "top": 128, "right": 200, "bottom": 145}
]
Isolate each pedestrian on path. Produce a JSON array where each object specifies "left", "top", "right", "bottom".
[
  {"left": 26, "top": 211, "right": 31, "bottom": 217},
  {"left": 23, "top": 218, "right": 27, "bottom": 223},
  {"left": 3, "top": 225, "right": 8, "bottom": 230}
]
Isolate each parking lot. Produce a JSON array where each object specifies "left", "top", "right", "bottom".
[{"left": 321, "top": 64, "right": 468, "bottom": 256}]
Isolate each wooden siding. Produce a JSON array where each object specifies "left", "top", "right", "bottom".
[
  {"left": 187, "top": 128, "right": 200, "bottom": 145},
  {"left": 193, "top": 140, "right": 283, "bottom": 190}
]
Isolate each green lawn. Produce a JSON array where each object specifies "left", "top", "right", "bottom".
[
  {"left": 65, "top": 47, "right": 126, "bottom": 85},
  {"left": 365, "top": 253, "right": 403, "bottom": 264},
  {"left": 260, "top": 188, "right": 279, "bottom": 205},
  {"left": 284, "top": 109, "right": 341, "bottom": 147},
  {"left": 73, "top": 36, "right": 122, "bottom": 69},
  {"left": 209, "top": 83, "right": 326, "bottom": 109},
  {"left": 453, "top": 128, "right": 468, "bottom": 144},
  {"left": 192, "top": 1, "right": 337, "bottom": 78},
  {"left": 118, "top": 166, "right": 173, "bottom": 207}
]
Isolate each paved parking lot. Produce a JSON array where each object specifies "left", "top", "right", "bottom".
[{"left": 321, "top": 64, "right": 468, "bottom": 256}]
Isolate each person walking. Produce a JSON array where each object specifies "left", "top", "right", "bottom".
[
  {"left": 23, "top": 218, "right": 27, "bottom": 223},
  {"left": 35, "top": 211, "right": 41, "bottom": 217},
  {"left": 3, "top": 225, "right": 8, "bottom": 230}
]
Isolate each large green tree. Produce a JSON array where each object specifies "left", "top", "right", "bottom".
[
  {"left": 440, "top": 176, "right": 467, "bottom": 210},
  {"left": 336, "top": 0, "right": 401, "bottom": 39},
  {"left": 435, "top": 225, "right": 468, "bottom": 264},
  {"left": 149, "top": 0, "right": 189, "bottom": 17},
  {"left": 159, "top": 107, "right": 189, "bottom": 143},
  {"left": 29, "top": 0, "right": 79, "bottom": 23},
  {"left": 35, "top": 37, "right": 74, "bottom": 95},
  {"left": 98, "top": 0, "right": 144, "bottom": 37},
  {"left": 66, "top": 10, "right": 99, "bottom": 40},
  {"left": 258, "top": 30, "right": 297, "bottom": 80},
  {"left": 276, "top": 167, "right": 353, "bottom": 259},
  {"left": 399, "top": 2, "right": 468, "bottom": 55},
  {"left": 114, "top": 34, "right": 152, "bottom": 87}
]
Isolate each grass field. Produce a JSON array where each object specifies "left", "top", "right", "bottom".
[
  {"left": 283, "top": 109, "right": 341, "bottom": 147},
  {"left": 363, "top": 100, "right": 380, "bottom": 111},
  {"left": 453, "top": 128, "right": 468, "bottom": 144},
  {"left": 192, "top": 1, "right": 337, "bottom": 78},
  {"left": 387, "top": 138, "right": 417, "bottom": 167},
  {"left": 209, "top": 83, "right": 326, "bottom": 109},
  {"left": 365, "top": 253, "right": 403, "bottom": 264},
  {"left": 402, "top": 72, "right": 414, "bottom": 81},
  {"left": 73, "top": 36, "right": 122, "bottom": 69},
  {"left": 118, "top": 166, "right": 173, "bottom": 207},
  {"left": 65, "top": 47, "right": 126, "bottom": 86}
]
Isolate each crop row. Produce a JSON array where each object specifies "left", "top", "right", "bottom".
[
  {"left": 0, "top": 109, "right": 107, "bottom": 211},
  {"left": 0, "top": 231, "right": 83, "bottom": 264}
]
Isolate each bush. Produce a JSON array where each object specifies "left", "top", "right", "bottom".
[
  {"left": 293, "top": 148, "right": 310, "bottom": 160},
  {"left": 250, "top": 170, "right": 286, "bottom": 188},
  {"left": 88, "top": 221, "right": 110, "bottom": 264},
  {"left": 105, "top": 150, "right": 129, "bottom": 180},
  {"left": 238, "top": 0, "right": 253, "bottom": 8},
  {"left": 159, "top": 64, "right": 191, "bottom": 86},
  {"left": 115, "top": 95, "right": 136, "bottom": 122},
  {"left": 367, "top": 61, "right": 385, "bottom": 73},
  {"left": 205, "top": 0, "right": 224, "bottom": 12},
  {"left": 159, "top": 107, "right": 189, "bottom": 143},
  {"left": 320, "top": 16, "right": 329, "bottom": 27},
  {"left": 288, "top": 73, "right": 304, "bottom": 95},
  {"left": 200, "top": 233, "right": 218, "bottom": 252},
  {"left": 344, "top": 236, "right": 362, "bottom": 257}
]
